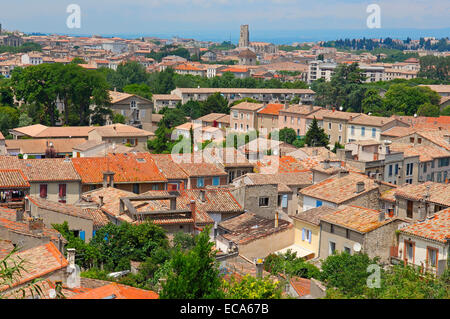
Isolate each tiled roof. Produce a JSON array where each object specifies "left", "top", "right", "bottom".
[
  {"left": 11, "top": 124, "right": 48, "bottom": 137},
  {"left": 0, "top": 169, "right": 30, "bottom": 188},
  {"left": 70, "top": 283, "right": 158, "bottom": 299},
  {"left": 320, "top": 205, "right": 394, "bottom": 233},
  {"left": 0, "top": 207, "right": 63, "bottom": 242},
  {"left": 72, "top": 153, "right": 167, "bottom": 184},
  {"left": 152, "top": 94, "right": 181, "bottom": 101},
  {"left": 280, "top": 105, "right": 322, "bottom": 115},
  {"left": 292, "top": 206, "right": 339, "bottom": 226},
  {"left": 380, "top": 188, "right": 396, "bottom": 203},
  {"left": 390, "top": 143, "right": 450, "bottom": 162},
  {"left": 203, "top": 148, "right": 254, "bottom": 168},
  {"left": 257, "top": 103, "right": 284, "bottom": 116},
  {"left": 400, "top": 208, "right": 450, "bottom": 243},
  {"left": 300, "top": 172, "right": 379, "bottom": 204},
  {"left": 305, "top": 108, "right": 335, "bottom": 120},
  {"left": 323, "top": 111, "right": 361, "bottom": 121},
  {"left": 177, "top": 161, "right": 227, "bottom": 177},
  {"left": 150, "top": 154, "right": 189, "bottom": 180},
  {"left": 82, "top": 208, "right": 110, "bottom": 228},
  {"left": 92, "top": 124, "right": 154, "bottom": 138},
  {"left": 348, "top": 114, "right": 395, "bottom": 127},
  {"left": 381, "top": 126, "right": 418, "bottom": 138},
  {"left": 245, "top": 172, "right": 312, "bottom": 192},
  {"left": 196, "top": 113, "right": 229, "bottom": 123},
  {"left": 0, "top": 242, "right": 68, "bottom": 292},
  {"left": 219, "top": 212, "right": 292, "bottom": 245},
  {"left": 0, "top": 239, "right": 14, "bottom": 259},
  {"left": 27, "top": 195, "right": 93, "bottom": 221},
  {"left": 416, "top": 130, "right": 450, "bottom": 151},
  {"left": 289, "top": 277, "right": 311, "bottom": 298},
  {"left": 20, "top": 158, "right": 81, "bottom": 182},
  {"left": 394, "top": 182, "right": 450, "bottom": 207},
  {"left": 109, "top": 90, "right": 133, "bottom": 103},
  {"left": 418, "top": 84, "right": 450, "bottom": 94},
  {"left": 34, "top": 126, "right": 94, "bottom": 138},
  {"left": 231, "top": 102, "right": 264, "bottom": 111},
  {"left": 5, "top": 138, "right": 87, "bottom": 154}
]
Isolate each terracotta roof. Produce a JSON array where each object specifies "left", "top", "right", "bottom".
[
  {"left": 150, "top": 154, "right": 189, "bottom": 180},
  {"left": 92, "top": 124, "right": 154, "bottom": 138},
  {"left": 27, "top": 195, "right": 93, "bottom": 221},
  {"left": 72, "top": 140, "right": 105, "bottom": 151},
  {"left": 289, "top": 277, "right": 311, "bottom": 298},
  {"left": 244, "top": 172, "right": 312, "bottom": 192},
  {"left": 219, "top": 212, "right": 292, "bottom": 245},
  {"left": 72, "top": 153, "right": 167, "bottom": 184},
  {"left": 109, "top": 90, "right": 133, "bottom": 103},
  {"left": 323, "top": 111, "right": 361, "bottom": 121},
  {"left": 82, "top": 208, "right": 110, "bottom": 228},
  {"left": 203, "top": 148, "right": 254, "bottom": 168},
  {"left": 70, "top": 283, "right": 158, "bottom": 299},
  {"left": 0, "top": 169, "right": 30, "bottom": 189},
  {"left": 173, "top": 88, "right": 315, "bottom": 95},
  {"left": 5, "top": 138, "right": 87, "bottom": 154},
  {"left": 380, "top": 188, "right": 396, "bottom": 203},
  {"left": 0, "top": 242, "right": 68, "bottom": 292},
  {"left": 238, "top": 49, "right": 257, "bottom": 59},
  {"left": 0, "top": 207, "right": 63, "bottom": 242},
  {"left": 381, "top": 126, "right": 418, "bottom": 138},
  {"left": 196, "top": 113, "right": 229, "bottom": 123},
  {"left": 152, "top": 94, "right": 181, "bottom": 101},
  {"left": 320, "top": 205, "right": 394, "bottom": 233},
  {"left": 231, "top": 102, "right": 264, "bottom": 111},
  {"left": 11, "top": 124, "right": 48, "bottom": 137},
  {"left": 257, "top": 103, "right": 284, "bottom": 116},
  {"left": 177, "top": 161, "right": 227, "bottom": 177},
  {"left": 418, "top": 84, "right": 450, "bottom": 94},
  {"left": 20, "top": 158, "right": 81, "bottom": 182},
  {"left": 0, "top": 239, "right": 14, "bottom": 259},
  {"left": 394, "top": 182, "right": 450, "bottom": 207},
  {"left": 348, "top": 114, "right": 395, "bottom": 127},
  {"left": 416, "top": 130, "right": 450, "bottom": 151},
  {"left": 34, "top": 126, "right": 94, "bottom": 138},
  {"left": 305, "top": 109, "right": 335, "bottom": 120},
  {"left": 292, "top": 206, "right": 339, "bottom": 226},
  {"left": 390, "top": 143, "right": 450, "bottom": 162},
  {"left": 300, "top": 172, "right": 379, "bottom": 204},
  {"left": 400, "top": 208, "right": 450, "bottom": 243},
  {"left": 280, "top": 105, "right": 322, "bottom": 115}
]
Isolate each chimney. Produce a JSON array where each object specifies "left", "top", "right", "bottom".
[
  {"left": 378, "top": 211, "right": 385, "bottom": 222},
  {"left": 28, "top": 217, "right": 44, "bottom": 234},
  {"left": 255, "top": 258, "right": 264, "bottom": 278},
  {"left": 99, "top": 196, "right": 104, "bottom": 207},
  {"left": 200, "top": 190, "right": 206, "bottom": 203},
  {"left": 356, "top": 181, "right": 365, "bottom": 193},
  {"left": 67, "top": 248, "right": 76, "bottom": 267},
  {"left": 322, "top": 159, "right": 330, "bottom": 170},
  {"left": 308, "top": 104, "right": 313, "bottom": 113},
  {"left": 16, "top": 209, "right": 24, "bottom": 222}
]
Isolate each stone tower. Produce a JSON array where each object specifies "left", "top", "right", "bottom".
[{"left": 239, "top": 24, "right": 249, "bottom": 48}]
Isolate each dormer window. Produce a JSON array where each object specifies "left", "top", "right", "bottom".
[{"left": 130, "top": 100, "right": 137, "bottom": 109}]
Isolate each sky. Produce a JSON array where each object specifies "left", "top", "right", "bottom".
[{"left": 1, "top": 0, "right": 449, "bottom": 43}]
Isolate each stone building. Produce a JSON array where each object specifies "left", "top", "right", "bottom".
[{"left": 238, "top": 25, "right": 249, "bottom": 48}]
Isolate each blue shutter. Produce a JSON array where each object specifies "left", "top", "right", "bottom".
[
  {"left": 302, "top": 228, "right": 305, "bottom": 241},
  {"left": 308, "top": 231, "right": 312, "bottom": 244},
  {"left": 79, "top": 231, "right": 85, "bottom": 241},
  {"left": 93, "top": 230, "right": 96, "bottom": 238},
  {"left": 316, "top": 200, "right": 323, "bottom": 207},
  {"left": 213, "top": 177, "right": 220, "bottom": 186},
  {"left": 282, "top": 194, "right": 288, "bottom": 208}
]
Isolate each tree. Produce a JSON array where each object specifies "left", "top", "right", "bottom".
[
  {"left": 0, "top": 106, "right": 19, "bottom": 137},
  {"left": 320, "top": 252, "right": 379, "bottom": 297},
  {"left": 223, "top": 275, "right": 282, "bottom": 299},
  {"left": 159, "top": 107, "right": 188, "bottom": 128},
  {"left": 332, "top": 142, "right": 345, "bottom": 153},
  {"left": 304, "top": 117, "right": 329, "bottom": 147},
  {"left": 107, "top": 61, "right": 149, "bottom": 91},
  {"left": 264, "top": 250, "right": 320, "bottom": 279},
  {"left": 123, "top": 83, "right": 153, "bottom": 100},
  {"left": 160, "top": 226, "right": 224, "bottom": 299},
  {"left": 112, "top": 113, "right": 126, "bottom": 124},
  {"left": 417, "top": 102, "right": 440, "bottom": 117},
  {"left": 418, "top": 56, "right": 450, "bottom": 81},
  {"left": 441, "top": 105, "right": 450, "bottom": 116},
  {"left": 18, "top": 113, "right": 33, "bottom": 127},
  {"left": 383, "top": 84, "right": 440, "bottom": 116},
  {"left": 201, "top": 92, "right": 229, "bottom": 115},
  {"left": 276, "top": 128, "right": 297, "bottom": 145},
  {"left": 361, "top": 88, "right": 385, "bottom": 115}
]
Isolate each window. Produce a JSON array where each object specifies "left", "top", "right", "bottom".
[
  {"left": 212, "top": 177, "right": 220, "bottom": 186},
  {"left": 234, "top": 123, "right": 237, "bottom": 130},
  {"left": 316, "top": 200, "right": 323, "bottom": 207},
  {"left": 438, "top": 158, "right": 450, "bottom": 167},
  {"left": 351, "top": 126, "right": 355, "bottom": 136},
  {"left": 58, "top": 184, "right": 66, "bottom": 198},
  {"left": 427, "top": 247, "right": 438, "bottom": 269},
  {"left": 395, "top": 164, "right": 399, "bottom": 175},
  {"left": 281, "top": 194, "right": 288, "bottom": 208},
  {"left": 302, "top": 228, "right": 312, "bottom": 244},
  {"left": 197, "top": 177, "right": 204, "bottom": 188},
  {"left": 133, "top": 183, "right": 139, "bottom": 194},
  {"left": 246, "top": 125, "right": 249, "bottom": 131},
  {"left": 240, "top": 113, "right": 243, "bottom": 119},
  {"left": 79, "top": 231, "right": 85, "bottom": 242},
  {"left": 346, "top": 229, "right": 350, "bottom": 239},
  {"left": 130, "top": 100, "right": 137, "bottom": 108},
  {"left": 329, "top": 241, "right": 336, "bottom": 255},
  {"left": 372, "top": 128, "right": 376, "bottom": 138},
  {"left": 407, "top": 200, "right": 413, "bottom": 218},
  {"left": 338, "top": 136, "right": 342, "bottom": 143},
  {"left": 344, "top": 247, "right": 351, "bottom": 254},
  {"left": 361, "top": 127, "right": 365, "bottom": 136},
  {"left": 405, "top": 241, "right": 414, "bottom": 263},
  {"left": 240, "top": 124, "right": 243, "bottom": 131},
  {"left": 152, "top": 184, "right": 159, "bottom": 191},
  {"left": 247, "top": 113, "right": 250, "bottom": 120},
  {"left": 437, "top": 172, "right": 442, "bottom": 183},
  {"left": 284, "top": 116, "right": 287, "bottom": 122},
  {"left": 330, "top": 224, "right": 334, "bottom": 233},
  {"left": 328, "top": 122, "right": 332, "bottom": 130},
  {"left": 233, "top": 111, "right": 238, "bottom": 119},
  {"left": 418, "top": 138, "right": 422, "bottom": 144},
  {"left": 406, "top": 163, "right": 413, "bottom": 176},
  {"left": 423, "top": 163, "right": 427, "bottom": 173},
  {"left": 39, "top": 184, "right": 47, "bottom": 198},
  {"left": 259, "top": 197, "right": 269, "bottom": 207},
  {"left": 339, "top": 124, "right": 342, "bottom": 132},
  {"left": 410, "top": 137, "right": 415, "bottom": 143},
  {"left": 389, "top": 165, "right": 393, "bottom": 177}
]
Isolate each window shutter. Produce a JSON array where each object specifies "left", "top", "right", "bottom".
[
  {"left": 40, "top": 184, "right": 47, "bottom": 198},
  {"left": 308, "top": 231, "right": 312, "bottom": 244},
  {"left": 79, "top": 231, "right": 85, "bottom": 241},
  {"left": 302, "top": 228, "right": 305, "bottom": 241},
  {"left": 59, "top": 184, "right": 66, "bottom": 197}
]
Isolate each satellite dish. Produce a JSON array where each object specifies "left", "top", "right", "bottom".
[
  {"left": 23, "top": 154, "right": 28, "bottom": 159},
  {"left": 353, "top": 242, "right": 362, "bottom": 252}
]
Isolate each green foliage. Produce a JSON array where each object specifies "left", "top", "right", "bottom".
[
  {"left": 123, "top": 83, "right": 153, "bottom": 100},
  {"left": 320, "top": 252, "right": 380, "bottom": 297},
  {"left": 70, "top": 57, "right": 86, "bottom": 64},
  {"left": 146, "top": 46, "right": 191, "bottom": 62},
  {"left": 441, "top": 105, "right": 450, "bottom": 116},
  {"left": 263, "top": 250, "right": 321, "bottom": 279},
  {"left": 106, "top": 61, "right": 149, "bottom": 91},
  {"left": 383, "top": 84, "right": 441, "bottom": 116},
  {"left": 0, "top": 42, "right": 42, "bottom": 54},
  {"left": 172, "top": 232, "right": 196, "bottom": 251},
  {"left": 18, "top": 113, "right": 33, "bottom": 127},
  {"left": 0, "top": 106, "right": 19, "bottom": 137},
  {"left": 361, "top": 88, "right": 385, "bottom": 115},
  {"left": 112, "top": 113, "right": 126, "bottom": 124},
  {"left": 419, "top": 56, "right": 450, "bottom": 82},
  {"left": 223, "top": 275, "right": 282, "bottom": 299},
  {"left": 160, "top": 226, "right": 224, "bottom": 299},
  {"left": 417, "top": 102, "right": 440, "bottom": 117},
  {"left": 159, "top": 107, "right": 188, "bottom": 128},
  {"left": 209, "top": 41, "right": 236, "bottom": 51},
  {"left": 332, "top": 142, "right": 345, "bottom": 153},
  {"left": 304, "top": 117, "right": 329, "bottom": 147}
]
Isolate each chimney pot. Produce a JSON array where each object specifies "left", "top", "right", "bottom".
[
  {"left": 28, "top": 217, "right": 44, "bottom": 234},
  {"left": 200, "top": 190, "right": 206, "bottom": 203},
  {"left": 67, "top": 248, "right": 76, "bottom": 267},
  {"left": 16, "top": 209, "right": 24, "bottom": 222},
  {"left": 99, "top": 196, "right": 104, "bottom": 207},
  {"left": 378, "top": 212, "right": 385, "bottom": 222},
  {"left": 356, "top": 181, "right": 365, "bottom": 193}
]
